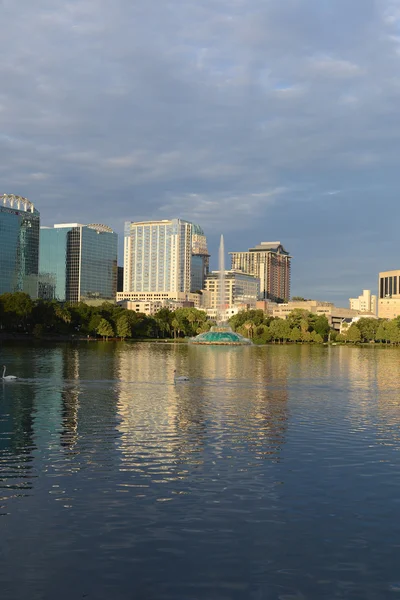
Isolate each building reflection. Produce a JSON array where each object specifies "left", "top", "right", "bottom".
[
  {"left": 115, "top": 344, "right": 289, "bottom": 481},
  {"left": 374, "top": 349, "right": 400, "bottom": 449},
  {"left": 0, "top": 380, "right": 36, "bottom": 508}
]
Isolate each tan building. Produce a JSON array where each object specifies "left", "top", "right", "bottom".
[
  {"left": 271, "top": 300, "right": 370, "bottom": 331},
  {"left": 116, "top": 291, "right": 202, "bottom": 309},
  {"left": 230, "top": 241, "right": 291, "bottom": 302},
  {"left": 203, "top": 270, "right": 259, "bottom": 310},
  {"left": 349, "top": 289, "right": 376, "bottom": 314},
  {"left": 118, "top": 298, "right": 196, "bottom": 316},
  {"left": 378, "top": 270, "right": 400, "bottom": 319}
]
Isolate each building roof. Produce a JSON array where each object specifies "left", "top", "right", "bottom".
[
  {"left": 1, "top": 193, "right": 37, "bottom": 214},
  {"left": 229, "top": 241, "right": 291, "bottom": 256},
  {"left": 249, "top": 242, "right": 290, "bottom": 254}
]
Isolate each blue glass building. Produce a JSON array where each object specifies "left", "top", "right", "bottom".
[
  {"left": 0, "top": 194, "right": 40, "bottom": 297},
  {"left": 39, "top": 223, "right": 118, "bottom": 303}
]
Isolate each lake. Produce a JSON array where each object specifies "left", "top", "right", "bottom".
[{"left": 1, "top": 342, "right": 400, "bottom": 599}]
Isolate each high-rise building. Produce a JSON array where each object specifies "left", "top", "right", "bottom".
[
  {"left": 123, "top": 219, "right": 209, "bottom": 294},
  {"left": 39, "top": 223, "right": 118, "bottom": 303},
  {"left": 378, "top": 270, "right": 400, "bottom": 319},
  {"left": 203, "top": 270, "right": 259, "bottom": 309},
  {"left": 349, "top": 290, "right": 376, "bottom": 314},
  {"left": 230, "top": 241, "right": 291, "bottom": 302},
  {"left": 0, "top": 194, "right": 40, "bottom": 297}
]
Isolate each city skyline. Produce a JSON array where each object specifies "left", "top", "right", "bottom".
[
  {"left": 0, "top": 192, "right": 383, "bottom": 306},
  {"left": 2, "top": 2, "right": 398, "bottom": 305}
]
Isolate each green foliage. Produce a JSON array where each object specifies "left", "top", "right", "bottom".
[
  {"left": 229, "top": 309, "right": 266, "bottom": 330},
  {"left": 292, "top": 296, "right": 307, "bottom": 301},
  {"left": 356, "top": 318, "right": 379, "bottom": 342},
  {"left": 345, "top": 324, "right": 361, "bottom": 344},
  {"left": 290, "top": 327, "right": 301, "bottom": 342},
  {"left": 376, "top": 321, "right": 389, "bottom": 343},
  {"left": 0, "top": 292, "right": 33, "bottom": 330},
  {"left": 116, "top": 315, "right": 131, "bottom": 339},
  {"left": 96, "top": 318, "right": 114, "bottom": 339},
  {"left": 312, "top": 315, "right": 330, "bottom": 339}
]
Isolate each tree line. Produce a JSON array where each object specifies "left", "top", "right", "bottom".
[
  {"left": 1, "top": 293, "right": 399, "bottom": 344},
  {"left": 229, "top": 309, "right": 400, "bottom": 345},
  {"left": 0, "top": 292, "right": 211, "bottom": 340}
]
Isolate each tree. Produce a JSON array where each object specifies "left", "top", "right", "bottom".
[
  {"left": 0, "top": 292, "right": 33, "bottom": 330},
  {"left": 287, "top": 309, "right": 310, "bottom": 330},
  {"left": 311, "top": 331, "right": 323, "bottom": 343},
  {"left": 290, "top": 327, "right": 301, "bottom": 342},
  {"left": 243, "top": 321, "right": 254, "bottom": 338},
  {"left": 356, "top": 318, "right": 379, "bottom": 342},
  {"left": 312, "top": 315, "right": 330, "bottom": 340},
  {"left": 96, "top": 318, "right": 114, "bottom": 340},
  {"left": 88, "top": 314, "right": 102, "bottom": 335},
  {"left": 292, "top": 296, "right": 307, "bottom": 301},
  {"left": 269, "top": 319, "right": 291, "bottom": 342},
  {"left": 171, "top": 318, "right": 180, "bottom": 339},
  {"left": 387, "top": 320, "right": 400, "bottom": 345},
  {"left": 346, "top": 324, "right": 361, "bottom": 344},
  {"left": 376, "top": 321, "right": 389, "bottom": 343},
  {"left": 116, "top": 315, "right": 131, "bottom": 340}
]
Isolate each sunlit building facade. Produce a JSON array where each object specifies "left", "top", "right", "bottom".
[
  {"left": 0, "top": 194, "right": 40, "bottom": 297},
  {"left": 123, "top": 219, "right": 209, "bottom": 294},
  {"left": 230, "top": 241, "right": 291, "bottom": 302},
  {"left": 349, "top": 289, "right": 376, "bottom": 314},
  {"left": 378, "top": 270, "right": 400, "bottom": 319},
  {"left": 39, "top": 223, "right": 118, "bottom": 303},
  {"left": 203, "top": 270, "right": 260, "bottom": 309}
]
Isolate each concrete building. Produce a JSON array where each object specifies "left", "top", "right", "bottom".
[
  {"left": 123, "top": 219, "right": 209, "bottom": 295},
  {"left": 203, "top": 270, "right": 260, "bottom": 310},
  {"left": 340, "top": 314, "right": 378, "bottom": 335},
  {"left": 378, "top": 270, "right": 400, "bottom": 319},
  {"left": 0, "top": 194, "right": 40, "bottom": 298},
  {"left": 349, "top": 289, "right": 376, "bottom": 314},
  {"left": 116, "top": 291, "right": 202, "bottom": 309},
  {"left": 39, "top": 223, "right": 118, "bottom": 304},
  {"left": 230, "top": 241, "right": 291, "bottom": 302},
  {"left": 271, "top": 299, "right": 370, "bottom": 331},
  {"left": 118, "top": 298, "right": 196, "bottom": 316}
]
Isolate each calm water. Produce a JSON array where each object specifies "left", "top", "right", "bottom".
[{"left": 1, "top": 342, "right": 400, "bottom": 599}]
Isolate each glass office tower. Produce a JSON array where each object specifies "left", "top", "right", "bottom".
[
  {"left": 39, "top": 223, "right": 118, "bottom": 303},
  {"left": 0, "top": 194, "right": 40, "bottom": 297}
]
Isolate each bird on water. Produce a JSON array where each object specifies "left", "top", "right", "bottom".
[
  {"left": 173, "top": 369, "right": 189, "bottom": 383},
  {"left": 2, "top": 366, "right": 17, "bottom": 381}
]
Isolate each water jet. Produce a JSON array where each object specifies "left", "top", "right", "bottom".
[{"left": 190, "top": 235, "right": 252, "bottom": 346}]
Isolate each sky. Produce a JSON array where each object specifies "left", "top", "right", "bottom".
[{"left": 1, "top": 0, "right": 400, "bottom": 305}]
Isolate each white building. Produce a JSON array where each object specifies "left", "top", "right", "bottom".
[
  {"left": 123, "top": 219, "right": 208, "bottom": 295},
  {"left": 203, "top": 270, "right": 260, "bottom": 310},
  {"left": 349, "top": 289, "right": 377, "bottom": 315}
]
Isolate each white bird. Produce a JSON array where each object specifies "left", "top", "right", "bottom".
[
  {"left": 174, "top": 369, "right": 189, "bottom": 383},
  {"left": 2, "top": 365, "right": 17, "bottom": 381}
]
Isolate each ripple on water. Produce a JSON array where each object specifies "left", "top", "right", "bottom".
[{"left": 1, "top": 344, "right": 400, "bottom": 599}]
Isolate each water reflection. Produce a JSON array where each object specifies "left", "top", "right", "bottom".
[
  {"left": 1, "top": 343, "right": 400, "bottom": 599},
  {"left": 0, "top": 379, "right": 36, "bottom": 513}
]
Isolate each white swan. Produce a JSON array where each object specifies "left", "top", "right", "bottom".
[
  {"left": 174, "top": 369, "right": 189, "bottom": 383},
  {"left": 2, "top": 365, "right": 17, "bottom": 381}
]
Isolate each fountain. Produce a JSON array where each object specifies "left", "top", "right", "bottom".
[{"left": 190, "top": 235, "right": 252, "bottom": 345}]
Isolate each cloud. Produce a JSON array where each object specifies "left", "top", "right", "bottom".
[{"left": 0, "top": 0, "right": 400, "bottom": 303}]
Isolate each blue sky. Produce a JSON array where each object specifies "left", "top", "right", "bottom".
[{"left": 1, "top": 0, "right": 400, "bottom": 304}]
